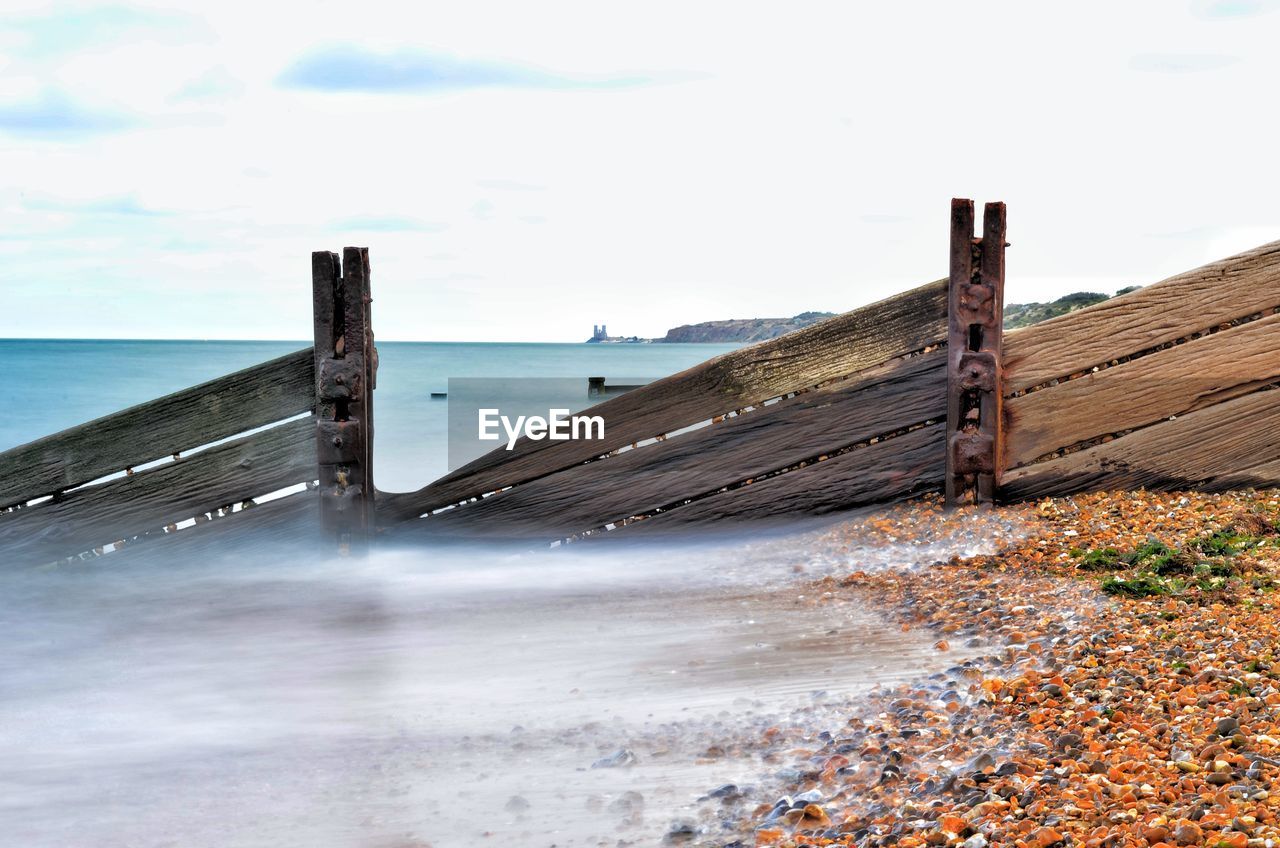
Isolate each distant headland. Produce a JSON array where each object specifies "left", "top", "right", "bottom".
[
  {"left": 587, "top": 288, "right": 1141, "bottom": 343},
  {"left": 586, "top": 314, "right": 836, "bottom": 344}
]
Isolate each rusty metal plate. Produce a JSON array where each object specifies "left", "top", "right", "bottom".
[
  {"left": 951, "top": 432, "right": 994, "bottom": 475},
  {"left": 317, "top": 357, "right": 364, "bottom": 402},
  {"left": 954, "top": 282, "right": 997, "bottom": 325},
  {"left": 316, "top": 419, "right": 364, "bottom": 465},
  {"left": 956, "top": 351, "right": 999, "bottom": 392}
]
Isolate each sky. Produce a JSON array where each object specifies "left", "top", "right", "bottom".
[{"left": 2, "top": 0, "right": 1280, "bottom": 342}]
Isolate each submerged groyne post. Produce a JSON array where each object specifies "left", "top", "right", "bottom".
[
  {"left": 945, "top": 199, "right": 1006, "bottom": 506},
  {"left": 312, "top": 248, "right": 377, "bottom": 554}
]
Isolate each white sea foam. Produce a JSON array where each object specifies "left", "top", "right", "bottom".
[{"left": 0, "top": 521, "right": 985, "bottom": 847}]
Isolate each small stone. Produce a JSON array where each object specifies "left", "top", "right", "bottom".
[
  {"left": 663, "top": 821, "right": 696, "bottom": 843},
  {"left": 504, "top": 795, "right": 530, "bottom": 813},
  {"left": 1027, "top": 826, "right": 1063, "bottom": 848},
  {"left": 1173, "top": 822, "right": 1203, "bottom": 845},
  {"left": 962, "top": 835, "right": 989, "bottom": 848},
  {"left": 1055, "top": 733, "right": 1082, "bottom": 751},
  {"left": 1218, "top": 716, "right": 1242, "bottom": 737},
  {"left": 701, "top": 783, "right": 739, "bottom": 800}
]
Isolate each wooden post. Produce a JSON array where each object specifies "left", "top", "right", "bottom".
[
  {"left": 945, "top": 199, "right": 1006, "bottom": 506},
  {"left": 312, "top": 247, "right": 377, "bottom": 554}
]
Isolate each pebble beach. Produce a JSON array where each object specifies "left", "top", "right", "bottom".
[{"left": 705, "top": 490, "right": 1280, "bottom": 848}]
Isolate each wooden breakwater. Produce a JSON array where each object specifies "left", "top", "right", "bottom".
[
  {"left": 381, "top": 202, "right": 1280, "bottom": 542},
  {"left": 0, "top": 248, "right": 377, "bottom": 566},
  {"left": 0, "top": 349, "right": 319, "bottom": 563},
  {"left": 4, "top": 199, "right": 1280, "bottom": 566},
  {"left": 999, "top": 239, "right": 1280, "bottom": 499}
]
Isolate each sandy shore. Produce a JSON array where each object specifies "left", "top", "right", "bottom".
[{"left": 711, "top": 490, "right": 1280, "bottom": 848}]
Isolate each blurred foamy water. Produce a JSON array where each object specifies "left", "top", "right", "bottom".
[{"left": 0, "top": 521, "right": 1008, "bottom": 847}]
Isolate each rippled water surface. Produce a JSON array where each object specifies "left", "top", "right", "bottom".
[{"left": 1, "top": 525, "right": 999, "bottom": 847}]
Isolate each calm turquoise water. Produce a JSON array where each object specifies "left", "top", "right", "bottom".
[{"left": 2, "top": 339, "right": 739, "bottom": 492}]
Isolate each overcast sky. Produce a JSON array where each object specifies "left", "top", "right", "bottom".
[{"left": 2, "top": 0, "right": 1278, "bottom": 341}]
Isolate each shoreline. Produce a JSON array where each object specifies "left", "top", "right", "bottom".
[{"left": 706, "top": 490, "right": 1280, "bottom": 848}]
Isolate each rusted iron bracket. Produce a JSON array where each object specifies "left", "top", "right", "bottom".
[
  {"left": 312, "top": 247, "right": 377, "bottom": 554},
  {"left": 945, "top": 199, "right": 1006, "bottom": 506}
]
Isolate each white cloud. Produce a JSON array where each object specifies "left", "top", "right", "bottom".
[{"left": 1, "top": 0, "right": 1279, "bottom": 341}]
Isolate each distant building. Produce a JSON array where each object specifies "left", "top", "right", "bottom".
[{"left": 586, "top": 323, "right": 644, "bottom": 344}]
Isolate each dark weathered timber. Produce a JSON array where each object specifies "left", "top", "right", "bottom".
[
  {"left": 609, "top": 423, "right": 944, "bottom": 535},
  {"left": 312, "top": 250, "right": 340, "bottom": 406},
  {"left": 344, "top": 246, "right": 377, "bottom": 525},
  {"left": 389, "top": 350, "right": 945, "bottom": 540},
  {"left": 981, "top": 204, "right": 1007, "bottom": 482},
  {"left": 103, "top": 489, "right": 320, "bottom": 567},
  {"left": 0, "top": 348, "right": 314, "bottom": 510},
  {"left": 313, "top": 248, "right": 376, "bottom": 554},
  {"left": 945, "top": 199, "right": 1005, "bottom": 505},
  {"left": 1003, "top": 240, "right": 1280, "bottom": 395},
  {"left": 1004, "top": 310, "right": 1280, "bottom": 469},
  {"left": 0, "top": 417, "right": 314, "bottom": 565},
  {"left": 999, "top": 387, "right": 1280, "bottom": 501},
  {"left": 377, "top": 278, "right": 949, "bottom": 524}
]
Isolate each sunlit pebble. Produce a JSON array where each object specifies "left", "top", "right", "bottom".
[{"left": 725, "top": 489, "right": 1280, "bottom": 844}]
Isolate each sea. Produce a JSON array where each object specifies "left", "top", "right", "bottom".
[
  {"left": 0, "top": 339, "right": 1007, "bottom": 848},
  {"left": 0, "top": 338, "right": 742, "bottom": 490}
]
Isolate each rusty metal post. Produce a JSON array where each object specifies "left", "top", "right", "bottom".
[
  {"left": 945, "top": 199, "right": 1006, "bottom": 506},
  {"left": 312, "top": 247, "right": 377, "bottom": 554}
]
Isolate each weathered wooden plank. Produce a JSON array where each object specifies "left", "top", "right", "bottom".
[
  {"left": 610, "top": 423, "right": 944, "bottom": 535},
  {"left": 377, "top": 279, "right": 948, "bottom": 523},
  {"left": 1003, "top": 240, "right": 1280, "bottom": 395},
  {"left": 0, "top": 347, "right": 315, "bottom": 509},
  {"left": 1000, "top": 388, "right": 1280, "bottom": 501},
  {"left": 1212, "top": 458, "right": 1280, "bottom": 492},
  {"left": 1005, "top": 311, "right": 1280, "bottom": 469},
  {"left": 100, "top": 489, "right": 320, "bottom": 567},
  {"left": 0, "top": 416, "right": 315, "bottom": 565},
  {"left": 392, "top": 351, "right": 945, "bottom": 540}
]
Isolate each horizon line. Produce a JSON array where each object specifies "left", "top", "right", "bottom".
[{"left": 0, "top": 336, "right": 732, "bottom": 344}]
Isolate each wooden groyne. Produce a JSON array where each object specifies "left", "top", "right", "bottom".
[
  {"left": 0, "top": 349, "right": 319, "bottom": 563},
  {"left": 4, "top": 199, "right": 1280, "bottom": 565}
]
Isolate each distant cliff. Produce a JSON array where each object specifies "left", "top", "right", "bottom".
[
  {"left": 659, "top": 312, "right": 837, "bottom": 344},
  {"left": 1003, "top": 287, "right": 1140, "bottom": 329},
  {"left": 589, "top": 288, "right": 1141, "bottom": 345}
]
